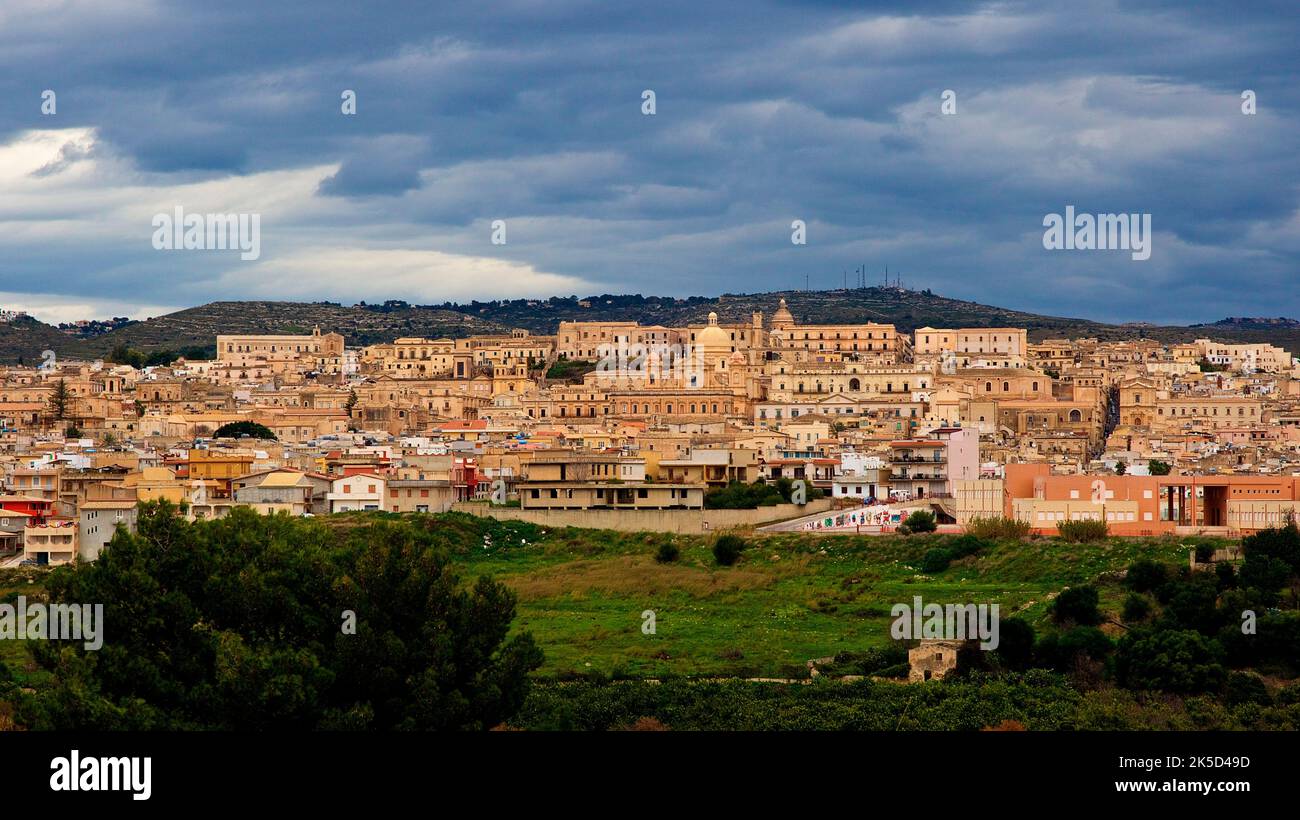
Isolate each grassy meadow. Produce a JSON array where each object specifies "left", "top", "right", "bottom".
[{"left": 442, "top": 514, "right": 1219, "bottom": 679}]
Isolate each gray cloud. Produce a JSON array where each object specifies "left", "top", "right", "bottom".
[{"left": 0, "top": 0, "right": 1296, "bottom": 323}]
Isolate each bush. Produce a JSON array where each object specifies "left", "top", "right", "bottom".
[
  {"left": 902, "top": 510, "right": 937, "bottom": 533},
  {"left": 1124, "top": 559, "right": 1169, "bottom": 593},
  {"left": 919, "top": 548, "right": 951, "bottom": 574},
  {"left": 964, "top": 516, "right": 1030, "bottom": 540},
  {"left": 946, "top": 534, "right": 988, "bottom": 558},
  {"left": 1056, "top": 519, "right": 1108, "bottom": 543},
  {"left": 917, "top": 535, "right": 988, "bottom": 574},
  {"left": 994, "top": 618, "right": 1036, "bottom": 671},
  {"left": 655, "top": 542, "right": 680, "bottom": 564},
  {"left": 712, "top": 534, "right": 746, "bottom": 566},
  {"left": 704, "top": 480, "right": 784, "bottom": 509},
  {"left": 1224, "top": 672, "right": 1271, "bottom": 707},
  {"left": 1035, "top": 626, "right": 1113, "bottom": 671},
  {"left": 1115, "top": 629, "right": 1226, "bottom": 694},
  {"left": 1053, "top": 586, "right": 1102, "bottom": 626},
  {"left": 1215, "top": 562, "right": 1237, "bottom": 591},
  {"left": 1159, "top": 575, "right": 1222, "bottom": 634},
  {"left": 1122, "top": 593, "right": 1152, "bottom": 623},
  {"left": 1239, "top": 521, "right": 1300, "bottom": 601}
]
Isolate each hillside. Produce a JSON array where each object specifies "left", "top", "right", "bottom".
[
  {"left": 0, "top": 317, "right": 87, "bottom": 366},
  {"left": 4, "top": 287, "right": 1300, "bottom": 364},
  {"left": 0, "top": 302, "right": 511, "bottom": 364}
]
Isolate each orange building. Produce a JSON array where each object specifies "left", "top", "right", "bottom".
[{"left": 1003, "top": 463, "right": 1300, "bottom": 536}]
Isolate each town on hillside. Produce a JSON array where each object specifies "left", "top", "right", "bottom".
[{"left": 3, "top": 297, "right": 1299, "bottom": 566}]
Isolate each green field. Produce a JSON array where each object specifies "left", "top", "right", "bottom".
[
  {"left": 1, "top": 517, "right": 1229, "bottom": 683},
  {"left": 448, "top": 516, "right": 1212, "bottom": 679},
  {"left": 0, "top": 568, "right": 55, "bottom": 691}
]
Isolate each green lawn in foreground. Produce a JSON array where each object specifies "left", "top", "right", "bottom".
[{"left": 450, "top": 520, "right": 1214, "bottom": 679}]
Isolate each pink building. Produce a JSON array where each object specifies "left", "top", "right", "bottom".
[{"left": 888, "top": 427, "right": 978, "bottom": 499}]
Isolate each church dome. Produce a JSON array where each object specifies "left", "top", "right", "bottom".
[
  {"left": 772, "top": 298, "right": 795, "bottom": 330},
  {"left": 696, "top": 311, "right": 731, "bottom": 353}
]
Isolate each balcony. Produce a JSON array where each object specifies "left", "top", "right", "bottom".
[{"left": 890, "top": 453, "right": 944, "bottom": 464}]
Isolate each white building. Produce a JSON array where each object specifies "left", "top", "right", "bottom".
[{"left": 327, "top": 473, "right": 386, "bottom": 513}]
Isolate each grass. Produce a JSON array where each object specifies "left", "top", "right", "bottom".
[
  {"left": 443, "top": 515, "right": 1223, "bottom": 680},
  {"left": 0, "top": 568, "right": 55, "bottom": 689}
]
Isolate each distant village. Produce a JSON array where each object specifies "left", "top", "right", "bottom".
[{"left": 4, "top": 296, "right": 1300, "bottom": 566}]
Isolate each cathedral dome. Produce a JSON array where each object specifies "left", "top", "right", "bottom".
[
  {"left": 771, "top": 298, "right": 795, "bottom": 330},
  {"left": 696, "top": 311, "right": 731, "bottom": 353}
]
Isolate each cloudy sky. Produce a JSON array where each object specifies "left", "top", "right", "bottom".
[{"left": 1, "top": 0, "right": 1297, "bottom": 325}]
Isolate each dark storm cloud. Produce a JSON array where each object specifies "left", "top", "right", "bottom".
[{"left": 0, "top": 0, "right": 1296, "bottom": 323}]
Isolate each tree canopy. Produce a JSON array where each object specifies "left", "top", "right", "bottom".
[
  {"left": 16, "top": 502, "right": 542, "bottom": 730},
  {"left": 212, "top": 420, "right": 278, "bottom": 440}
]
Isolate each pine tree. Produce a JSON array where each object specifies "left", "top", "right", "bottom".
[{"left": 48, "top": 378, "right": 71, "bottom": 422}]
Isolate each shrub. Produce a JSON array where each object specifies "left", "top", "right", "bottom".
[
  {"left": 704, "top": 480, "right": 784, "bottom": 509},
  {"left": 1056, "top": 519, "right": 1108, "bottom": 543},
  {"left": 1224, "top": 672, "right": 1271, "bottom": 707},
  {"left": 655, "top": 542, "right": 680, "bottom": 564},
  {"left": 1124, "top": 559, "right": 1169, "bottom": 593},
  {"left": 1159, "top": 575, "right": 1222, "bottom": 634},
  {"left": 712, "top": 534, "right": 746, "bottom": 566},
  {"left": 994, "top": 618, "right": 1036, "bottom": 671},
  {"left": 902, "top": 510, "right": 937, "bottom": 533},
  {"left": 917, "top": 534, "right": 988, "bottom": 575},
  {"left": 1122, "top": 593, "right": 1152, "bottom": 623},
  {"left": 1239, "top": 521, "right": 1300, "bottom": 601},
  {"left": 919, "top": 548, "right": 951, "bottom": 574},
  {"left": 1215, "top": 562, "right": 1237, "bottom": 591},
  {"left": 1277, "top": 683, "right": 1300, "bottom": 706},
  {"left": 875, "top": 663, "right": 911, "bottom": 679},
  {"left": 1036, "top": 626, "right": 1113, "bottom": 671},
  {"left": 1053, "top": 586, "right": 1102, "bottom": 626},
  {"left": 946, "top": 534, "right": 988, "bottom": 559},
  {"left": 1195, "top": 543, "right": 1215, "bottom": 563},
  {"left": 1115, "top": 629, "right": 1227, "bottom": 694},
  {"left": 964, "top": 516, "right": 1030, "bottom": 540}
]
